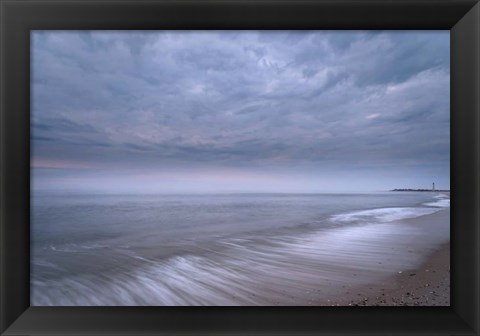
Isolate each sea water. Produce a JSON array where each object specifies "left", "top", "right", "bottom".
[{"left": 31, "top": 192, "right": 450, "bottom": 305}]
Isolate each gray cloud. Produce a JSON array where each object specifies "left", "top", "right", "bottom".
[{"left": 31, "top": 31, "right": 450, "bottom": 192}]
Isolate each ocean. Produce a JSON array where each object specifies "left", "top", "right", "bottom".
[{"left": 31, "top": 192, "right": 450, "bottom": 306}]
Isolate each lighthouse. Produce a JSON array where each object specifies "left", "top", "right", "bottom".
[{"left": 432, "top": 182, "right": 435, "bottom": 191}]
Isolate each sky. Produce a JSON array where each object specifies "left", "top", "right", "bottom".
[{"left": 31, "top": 31, "right": 450, "bottom": 193}]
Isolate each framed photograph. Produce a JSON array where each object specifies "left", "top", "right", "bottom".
[{"left": 1, "top": 0, "right": 479, "bottom": 335}]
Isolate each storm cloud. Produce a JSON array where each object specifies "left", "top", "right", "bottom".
[{"left": 31, "top": 31, "right": 450, "bottom": 193}]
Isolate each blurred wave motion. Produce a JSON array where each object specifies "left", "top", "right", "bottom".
[{"left": 31, "top": 192, "right": 450, "bottom": 306}]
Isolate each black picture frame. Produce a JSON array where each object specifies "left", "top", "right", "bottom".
[{"left": 1, "top": 0, "right": 479, "bottom": 335}]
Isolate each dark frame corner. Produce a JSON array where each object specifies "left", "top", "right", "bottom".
[{"left": 1, "top": 0, "right": 479, "bottom": 335}]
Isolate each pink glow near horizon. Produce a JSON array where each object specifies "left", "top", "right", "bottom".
[{"left": 32, "top": 159, "right": 99, "bottom": 170}]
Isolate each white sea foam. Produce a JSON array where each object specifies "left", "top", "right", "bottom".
[
  {"left": 424, "top": 199, "right": 450, "bottom": 208},
  {"left": 331, "top": 207, "right": 440, "bottom": 223}
]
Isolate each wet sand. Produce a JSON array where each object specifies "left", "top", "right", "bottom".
[
  {"left": 325, "top": 242, "right": 450, "bottom": 306},
  {"left": 318, "top": 207, "right": 450, "bottom": 306}
]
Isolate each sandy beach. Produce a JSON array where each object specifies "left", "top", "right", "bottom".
[
  {"left": 318, "top": 207, "right": 450, "bottom": 306},
  {"left": 325, "top": 242, "right": 450, "bottom": 306}
]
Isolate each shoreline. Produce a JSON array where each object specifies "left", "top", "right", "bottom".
[{"left": 319, "top": 206, "right": 450, "bottom": 306}]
